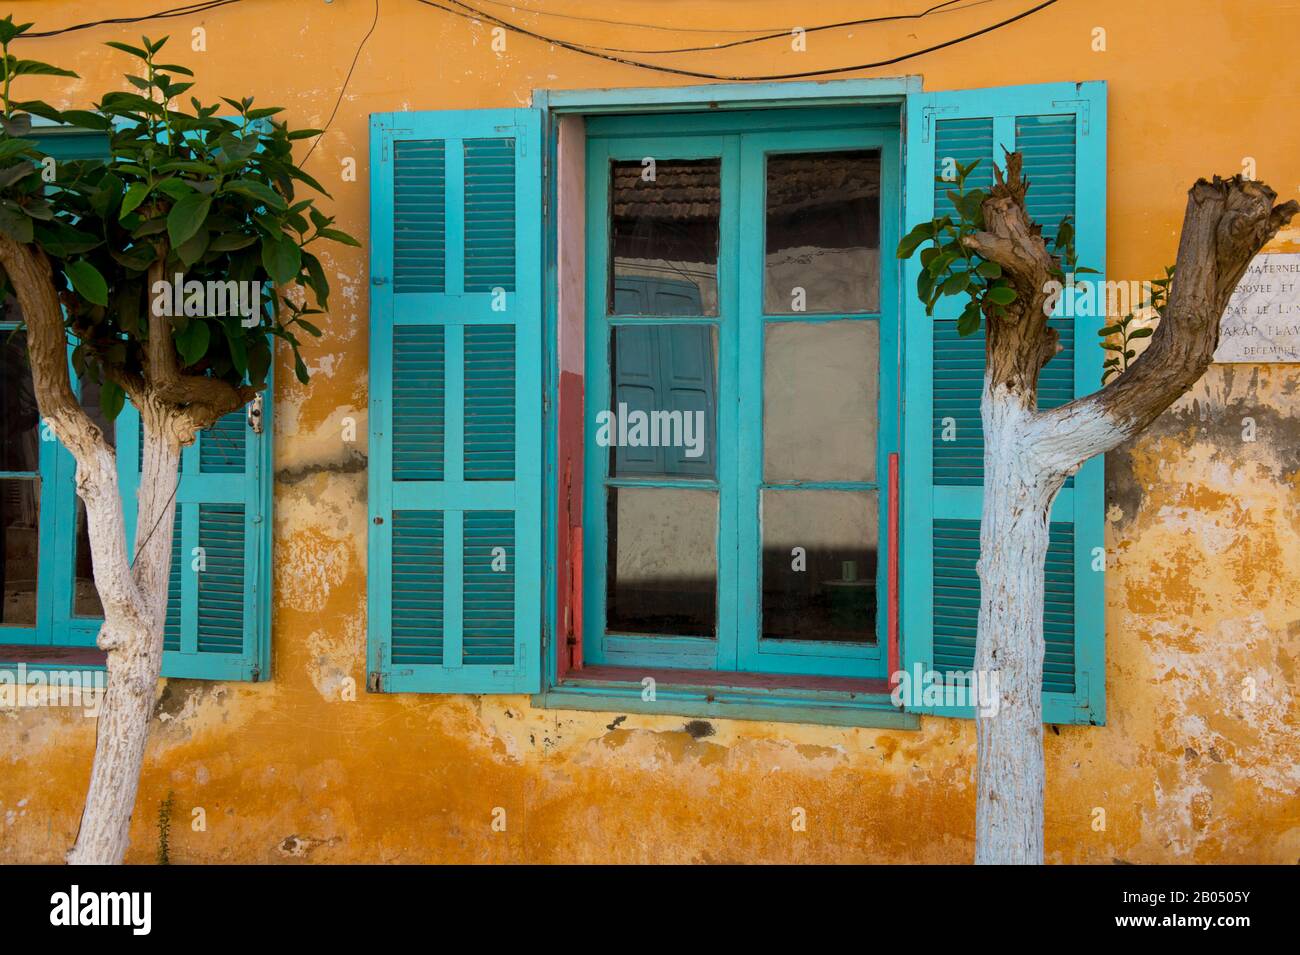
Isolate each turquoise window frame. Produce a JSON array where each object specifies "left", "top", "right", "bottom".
[
  {"left": 0, "top": 118, "right": 275, "bottom": 682},
  {"left": 535, "top": 78, "right": 1105, "bottom": 729},
  {"left": 581, "top": 108, "right": 900, "bottom": 680}
]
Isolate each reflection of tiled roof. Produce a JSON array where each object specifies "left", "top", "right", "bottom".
[{"left": 612, "top": 153, "right": 880, "bottom": 220}]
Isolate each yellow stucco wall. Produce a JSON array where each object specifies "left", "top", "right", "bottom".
[{"left": 1, "top": 0, "right": 1297, "bottom": 863}]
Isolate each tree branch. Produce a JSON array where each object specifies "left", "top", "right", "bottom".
[
  {"left": 962, "top": 152, "right": 1062, "bottom": 405},
  {"left": 145, "top": 257, "right": 258, "bottom": 434},
  {"left": 1032, "top": 176, "right": 1298, "bottom": 468}
]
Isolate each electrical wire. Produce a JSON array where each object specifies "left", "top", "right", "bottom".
[
  {"left": 27, "top": 0, "right": 244, "bottom": 39},
  {"left": 531, "top": 1, "right": 998, "bottom": 55},
  {"left": 469, "top": 0, "right": 936, "bottom": 36},
  {"left": 418, "top": 0, "right": 1063, "bottom": 81},
  {"left": 301, "top": 0, "right": 381, "bottom": 166},
  {"left": 23, "top": 0, "right": 1066, "bottom": 84}
]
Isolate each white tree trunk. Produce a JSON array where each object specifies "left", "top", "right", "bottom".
[
  {"left": 66, "top": 411, "right": 182, "bottom": 865},
  {"left": 973, "top": 387, "right": 1064, "bottom": 865}
]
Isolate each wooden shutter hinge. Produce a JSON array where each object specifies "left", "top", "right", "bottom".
[
  {"left": 366, "top": 670, "right": 383, "bottom": 693},
  {"left": 921, "top": 105, "right": 957, "bottom": 144},
  {"left": 1051, "top": 99, "right": 1090, "bottom": 135}
]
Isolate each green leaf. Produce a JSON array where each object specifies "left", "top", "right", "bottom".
[
  {"left": 1, "top": 57, "right": 78, "bottom": 79},
  {"left": 975, "top": 260, "right": 1001, "bottom": 279},
  {"left": 0, "top": 112, "right": 32, "bottom": 137},
  {"left": 208, "top": 231, "right": 257, "bottom": 252},
  {"left": 1128, "top": 326, "right": 1154, "bottom": 339},
  {"left": 261, "top": 233, "right": 301, "bottom": 285},
  {"left": 99, "top": 379, "right": 126, "bottom": 422},
  {"left": 166, "top": 192, "right": 211, "bottom": 248},
  {"left": 34, "top": 221, "right": 102, "bottom": 257},
  {"left": 222, "top": 319, "right": 250, "bottom": 375},
  {"left": 942, "top": 271, "right": 970, "bottom": 296},
  {"left": 0, "top": 17, "right": 34, "bottom": 46},
  {"left": 0, "top": 199, "right": 33, "bottom": 244},
  {"left": 316, "top": 226, "right": 360, "bottom": 248},
  {"left": 302, "top": 250, "right": 329, "bottom": 308},
  {"left": 222, "top": 178, "right": 285, "bottom": 210},
  {"left": 956, "top": 305, "right": 981, "bottom": 337},
  {"left": 896, "top": 220, "right": 934, "bottom": 259},
  {"left": 65, "top": 260, "right": 108, "bottom": 306},
  {"left": 0, "top": 161, "right": 34, "bottom": 189},
  {"left": 175, "top": 227, "right": 209, "bottom": 267},
  {"left": 105, "top": 40, "right": 149, "bottom": 59},
  {"left": 295, "top": 318, "right": 322, "bottom": 337},
  {"left": 986, "top": 285, "right": 1017, "bottom": 306},
  {"left": 154, "top": 178, "right": 195, "bottom": 201},
  {"left": 248, "top": 337, "right": 272, "bottom": 387},
  {"left": 174, "top": 318, "right": 211, "bottom": 367},
  {"left": 119, "top": 182, "right": 151, "bottom": 220},
  {"left": 109, "top": 243, "right": 157, "bottom": 272}
]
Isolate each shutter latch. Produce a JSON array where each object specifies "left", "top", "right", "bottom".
[{"left": 247, "top": 393, "right": 264, "bottom": 434}]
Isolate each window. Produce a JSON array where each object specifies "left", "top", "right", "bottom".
[
  {"left": 371, "top": 81, "right": 1107, "bottom": 726},
  {"left": 0, "top": 124, "right": 273, "bottom": 681},
  {"left": 581, "top": 109, "right": 899, "bottom": 681}
]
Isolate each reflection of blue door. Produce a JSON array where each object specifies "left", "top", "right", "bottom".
[
  {"left": 613, "top": 275, "right": 701, "bottom": 316},
  {"left": 610, "top": 312, "right": 716, "bottom": 478}
]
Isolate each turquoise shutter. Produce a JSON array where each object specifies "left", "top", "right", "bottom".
[
  {"left": 901, "top": 83, "right": 1106, "bottom": 725},
  {"left": 117, "top": 379, "right": 273, "bottom": 681},
  {"left": 368, "top": 109, "right": 542, "bottom": 693}
]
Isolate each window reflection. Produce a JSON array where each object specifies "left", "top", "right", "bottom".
[
  {"left": 764, "top": 150, "right": 880, "bottom": 314},
  {"left": 606, "top": 486, "right": 717, "bottom": 638},
  {"left": 608, "top": 324, "right": 717, "bottom": 479},
  {"left": 0, "top": 478, "right": 39, "bottom": 626},
  {"left": 761, "top": 489, "right": 877, "bottom": 644},
  {"left": 610, "top": 158, "right": 720, "bottom": 315}
]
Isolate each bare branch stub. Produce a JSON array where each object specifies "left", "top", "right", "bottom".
[{"left": 962, "top": 151, "right": 1062, "bottom": 407}]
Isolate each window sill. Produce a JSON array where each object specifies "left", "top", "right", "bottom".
[
  {"left": 534, "top": 665, "right": 920, "bottom": 730},
  {"left": 0, "top": 643, "right": 106, "bottom": 673}
]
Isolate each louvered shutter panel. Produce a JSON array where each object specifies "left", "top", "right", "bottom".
[
  {"left": 368, "top": 110, "right": 542, "bottom": 693},
  {"left": 117, "top": 377, "right": 272, "bottom": 681},
  {"left": 901, "top": 83, "right": 1106, "bottom": 725}
]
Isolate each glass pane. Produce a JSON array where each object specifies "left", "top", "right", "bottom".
[
  {"left": 1, "top": 478, "right": 39, "bottom": 625},
  {"left": 761, "top": 489, "right": 877, "bottom": 644},
  {"left": 763, "top": 320, "right": 878, "bottom": 483},
  {"left": 607, "top": 324, "right": 717, "bottom": 479},
  {"left": 606, "top": 486, "right": 716, "bottom": 638},
  {"left": 610, "top": 158, "right": 720, "bottom": 316},
  {"left": 764, "top": 150, "right": 880, "bottom": 314},
  {"left": 0, "top": 329, "right": 40, "bottom": 472}
]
